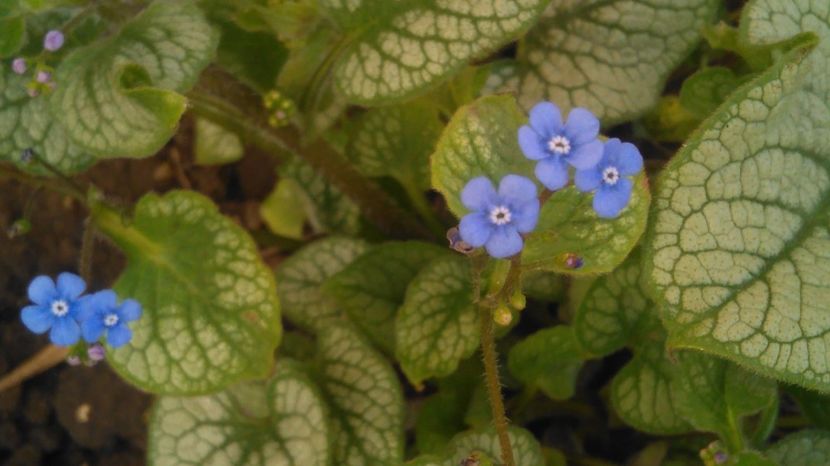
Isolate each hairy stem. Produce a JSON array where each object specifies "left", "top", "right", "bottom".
[
  {"left": 479, "top": 305, "right": 516, "bottom": 466},
  {"left": 78, "top": 218, "right": 97, "bottom": 284},
  {"left": 188, "top": 70, "right": 434, "bottom": 240}
]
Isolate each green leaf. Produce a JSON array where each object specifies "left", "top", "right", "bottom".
[
  {"left": 641, "top": 95, "right": 701, "bottom": 143},
  {"left": 52, "top": 1, "right": 218, "bottom": 158},
  {"left": 787, "top": 386, "right": 830, "bottom": 430},
  {"left": 278, "top": 157, "right": 361, "bottom": 235},
  {"left": 396, "top": 256, "right": 478, "bottom": 386},
  {"left": 522, "top": 176, "right": 650, "bottom": 275},
  {"left": 767, "top": 430, "right": 830, "bottom": 466},
  {"left": 0, "top": 68, "right": 93, "bottom": 174},
  {"left": 574, "top": 249, "right": 660, "bottom": 357},
  {"left": 515, "top": 0, "right": 719, "bottom": 124},
  {"left": 730, "top": 451, "right": 777, "bottom": 466},
  {"left": 447, "top": 427, "right": 545, "bottom": 466},
  {"left": 327, "top": 0, "right": 549, "bottom": 104},
  {"left": 507, "top": 325, "right": 585, "bottom": 400},
  {"left": 193, "top": 117, "right": 244, "bottom": 166},
  {"left": 276, "top": 236, "right": 369, "bottom": 333},
  {"left": 522, "top": 271, "right": 566, "bottom": 303},
  {"left": 347, "top": 101, "right": 443, "bottom": 192},
  {"left": 92, "top": 191, "right": 281, "bottom": 395},
  {"left": 671, "top": 352, "right": 777, "bottom": 441},
  {"left": 644, "top": 4, "right": 830, "bottom": 390},
  {"left": 679, "top": 67, "right": 747, "bottom": 119},
  {"left": 148, "top": 360, "right": 330, "bottom": 466},
  {"left": 213, "top": 17, "right": 287, "bottom": 93},
  {"left": 323, "top": 241, "right": 449, "bottom": 353},
  {"left": 415, "top": 363, "right": 481, "bottom": 455},
  {"left": 431, "top": 94, "right": 534, "bottom": 217},
  {"left": 611, "top": 340, "right": 693, "bottom": 435},
  {"left": 316, "top": 324, "right": 404, "bottom": 466},
  {"left": 0, "top": 15, "right": 25, "bottom": 57},
  {"left": 260, "top": 178, "right": 308, "bottom": 240}
]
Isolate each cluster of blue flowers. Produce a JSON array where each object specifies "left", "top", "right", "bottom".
[
  {"left": 459, "top": 102, "right": 644, "bottom": 259},
  {"left": 21, "top": 272, "right": 142, "bottom": 349},
  {"left": 9, "top": 30, "right": 64, "bottom": 97}
]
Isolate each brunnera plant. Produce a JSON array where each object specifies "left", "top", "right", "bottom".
[{"left": 2, "top": 0, "right": 830, "bottom": 465}]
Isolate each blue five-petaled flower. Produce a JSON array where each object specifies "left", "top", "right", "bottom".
[
  {"left": 459, "top": 174, "right": 540, "bottom": 259},
  {"left": 78, "top": 290, "right": 142, "bottom": 348},
  {"left": 21, "top": 273, "right": 88, "bottom": 346},
  {"left": 575, "top": 138, "right": 644, "bottom": 218},
  {"left": 518, "top": 101, "right": 603, "bottom": 191}
]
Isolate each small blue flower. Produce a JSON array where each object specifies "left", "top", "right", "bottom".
[
  {"left": 43, "top": 30, "right": 64, "bottom": 52},
  {"left": 20, "top": 273, "right": 88, "bottom": 346},
  {"left": 518, "top": 102, "right": 603, "bottom": 191},
  {"left": 575, "top": 138, "right": 644, "bottom": 218},
  {"left": 459, "top": 174, "right": 540, "bottom": 259},
  {"left": 11, "top": 58, "right": 26, "bottom": 75},
  {"left": 78, "top": 290, "right": 142, "bottom": 348}
]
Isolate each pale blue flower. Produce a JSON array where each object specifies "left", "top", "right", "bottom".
[
  {"left": 575, "top": 138, "right": 643, "bottom": 218},
  {"left": 78, "top": 290, "right": 142, "bottom": 348},
  {"left": 518, "top": 102, "right": 603, "bottom": 190},
  {"left": 459, "top": 175, "right": 540, "bottom": 258},
  {"left": 20, "top": 273, "right": 87, "bottom": 346}
]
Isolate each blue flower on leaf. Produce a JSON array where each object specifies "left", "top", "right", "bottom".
[
  {"left": 21, "top": 273, "right": 88, "bottom": 346},
  {"left": 575, "top": 138, "right": 644, "bottom": 218},
  {"left": 518, "top": 102, "right": 603, "bottom": 191},
  {"left": 459, "top": 174, "right": 540, "bottom": 259},
  {"left": 78, "top": 290, "right": 142, "bottom": 348}
]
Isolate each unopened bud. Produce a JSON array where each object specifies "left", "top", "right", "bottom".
[
  {"left": 509, "top": 290, "right": 526, "bottom": 311},
  {"left": 493, "top": 305, "right": 512, "bottom": 326}
]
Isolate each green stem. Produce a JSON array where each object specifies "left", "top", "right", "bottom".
[
  {"left": 0, "top": 163, "right": 86, "bottom": 203},
  {"left": 724, "top": 407, "right": 746, "bottom": 453},
  {"left": 187, "top": 75, "right": 433, "bottom": 240}
]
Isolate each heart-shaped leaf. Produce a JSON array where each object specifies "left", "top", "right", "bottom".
[
  {"left": 407, "top": 426, "right": 544, "bottom": 466},
  {"left": 326, "top": 0, "right": 549, "bottom": 104},
  {"left": 52, "top": 1, "right": 218, "bottom": 158},
  {"left": 507, "top": 325, "right": 585, "bottom": 400},
  {"left": 644, "top": 1, "right": 830, "bottom": 391},
  {"left": 148, "top": 360, "right": 330, "bottom": 466},
  {"left": 396, "top": 256, "right": 478, "bottom": 386},
  {"left": 767, "top": 430, "right": 830, "bottom": 466},
  {"left": 315, "top": 324, "right": 404, "bottom": 466},
  {"left": 515, "top": 0, "right": 719, "bottom": 124},
  {"left": 92, "top": 191, "right": 281, "bottom": 395}
]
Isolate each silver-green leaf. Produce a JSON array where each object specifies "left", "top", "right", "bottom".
[
  {"left": 92, "top": 191, "right": 281, "bottom": 395},
  {"left": 149, "top": 360, "right": 330, "bottom": 466},
  {"left": 515, "top": 0, "right": 719, "bottom": 124}
]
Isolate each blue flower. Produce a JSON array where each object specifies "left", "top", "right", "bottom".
[
  {"left": 78, "top": 290, "right": 142, "bottom": 348},
  {"left": 20, "top": 273, "right": 88, "bottom": 346},
  {"left": 575, "top": 138, "right": 643, "bottom": 218},
  {"left": 459, "top": 174, "right": 540, "bottom": 258},
  {"left": 518, "top": 102, "right": 603, "bottom": 191}
]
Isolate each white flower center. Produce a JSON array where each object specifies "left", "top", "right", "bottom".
[
  {"left": 602, "top": 166, "right": 620, "bottom": 186},
  {"left": 547, "top": 135, "right": 571, "bottom": 155},
  {"left": 489, "top": 206, "right": 512, "bottom": 226},
  {"left": 51, "top": 300, "right": 69, "bottom": 317},
  {"left": 104, "top": 313, "right": 119, "bottom": 327}
]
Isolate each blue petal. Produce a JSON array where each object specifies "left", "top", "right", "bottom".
[
  {"left": 49, "top": 317, "right": 81, "bottom": 346},
  {"left": 512, "top": 199, "right": 540, "bottom": 233},
  {"left": 56, "top": 272, "right": 86, "bottom": 300},
  {"left": 459, "top": 212, "right": 492, "bottom": 247},
  {"left": 593, "top": 178, "right": 633, "bottom": 219},
  {"left": 575, "top": 167, "right": 602, "bottom": 192},
  {"left": 616, "top": 142, "right": 644, "bottom": 176},
  {"left": 107, "top": 324, "right": 133, "bottom": 348},
  {"left": 564, "top": 107, "right": 600, "bottom": 144},
  {"left": 528, "top": 101, "right": 563, "bottom": 136},
  {"left": 75, "top": 295, "right": 99, "bottom": 322},
  {"left": 567, "top": 139, "right": 603, "bottom": 170},
  {"left": 119, "top": 299, "right": 142, "bottom": 321},
  {"left": 498, "top": 174, "right": 537, "bottom": 204},
  {"left": 461, "top": 177, "right": 497, "bottom": 212},
  {"left": 28, "top": 275, "right": 56, "bottom": 305},
  {"left": 485, "top": 227, "right": 523, "bottom": 258},
  {"left": 81, "top": 316, "right": 105, "bottom": 343},
  {"left": 21, "top": 305, "right": 54, "bottom": 333},
  {"left": 535, "top": 157, "right": 569, "bottom": 191},
  {"left": 518, "top": 126, "right": 548, "bottom": 161}
]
